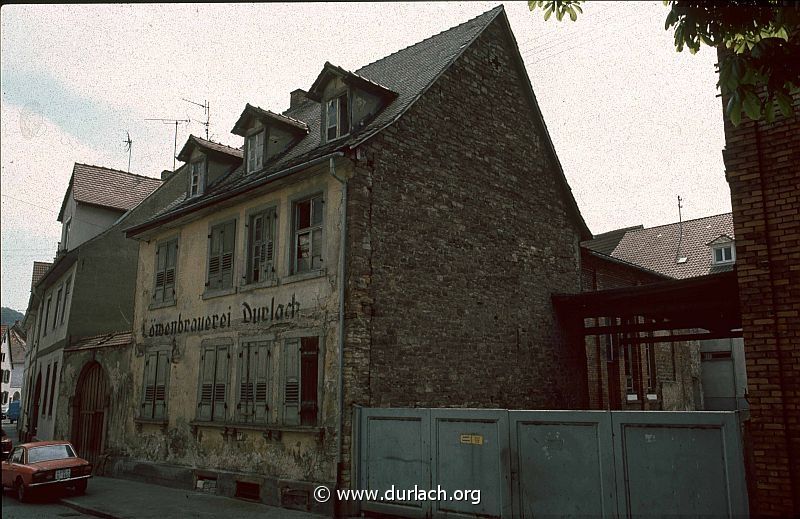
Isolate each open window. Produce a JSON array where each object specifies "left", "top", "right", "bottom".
[{"left": 325, "top": 93, "right": 349, "bottom": 141}]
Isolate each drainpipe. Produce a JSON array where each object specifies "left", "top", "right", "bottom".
[{"left": 327, "top": 153, "right": 348, "bottom": 499}]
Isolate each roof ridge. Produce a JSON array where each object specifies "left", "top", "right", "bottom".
[
  {"left": 355, "top": 5, "right": 503, "bottom": 75},
  {"left": 190, "top": 134, "right": 244, "bottom": 152},
  {"left": 625, "top": 211, "right": 733, "bottom": 234},
  {"left": 74, "top": 163, "right": 162, "bottom": 182}
]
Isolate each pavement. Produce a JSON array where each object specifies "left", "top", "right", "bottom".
[{"left": 59, "top": 476, "right": 328, "bottom": 519}]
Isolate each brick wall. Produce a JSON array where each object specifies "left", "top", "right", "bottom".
[
  {"left": 340, "top": 15, "right": 587, "bottom": 488},
  {"left": 721, "top": 87, "right": 800, "bottom": 515}
]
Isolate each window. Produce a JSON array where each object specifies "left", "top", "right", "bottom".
[
  {"left": 325, "top": 94, "right": 349, "bottom": 141},
  {"left": 712, "top": 244, "right": 735, "bottom": 264},
  {"left": 189, "top": 160, "right": 206, "bottom": 197},
  {"left": 624, "top": 340, "right": 639, "bottom": 399},
  {"left": 61, "top": 276, "right": 71, "bottom": 325},
  {"left": 282, "top": 337, "right": 319, "bottom": 426},
  {"left": 293, "top": 195, "right": 323, "bottom": 273},
  {"left": 207, "top": 221, "right": 236, "bottom": 291},
  {"left": 42, "top": 364, "right": 51, "bottom": 416},
  {"left": 52, "top": 287, "right": 63, "bottom": 330},
  {"left": 236, "top": 341, "right": 271, "bottom": 423},
  {"left": 197, "top": 342, "right": 230, "bottom": 422},
  {"left": 246, "top": 209, "right": 276, "bottom": 284},
  {"left": 141, "top": 350, "right": 170, "bottom": 420},
  {"left": 153, "top": 239, "right": 178, "bottom": 303},
  {"left": 645, "top": 343, "right": 657, "bottom": 394},
  {"left": 43, "top": 297, "right": 52, "bottom": 337},
  {"left": 63, "top": 219, "right": 71, "bottom": 250},
  {"left": 246, "top": 131, "right": 265, "bottom": 174},
  {"left": 2, "top": 391, "right": 7, "bottom": 405},
  {"left": 48, "top": 362, "right": 57, "bottom": 416}
]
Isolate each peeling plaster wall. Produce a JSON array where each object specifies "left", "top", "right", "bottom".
[{"left": 126, "top": 163, "right": 347, "bottom": 486}]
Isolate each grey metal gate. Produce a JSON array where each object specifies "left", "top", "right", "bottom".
[{"left": 355, "top": 408, "right": 748, "bottom": 518}]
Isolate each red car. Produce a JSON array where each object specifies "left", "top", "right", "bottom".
[
  {"left": 1, "top": 441, "right": 91, "bottom": 501},
  {"left": 0, "top": 429, "right": 11, "bottom": 460}
]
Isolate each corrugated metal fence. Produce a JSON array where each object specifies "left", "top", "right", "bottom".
[{"left": 354, "top": 408, "right": 748, "bottom": 518}]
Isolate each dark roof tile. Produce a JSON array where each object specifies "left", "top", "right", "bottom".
[{"left": 31, "top": 261, "right": 52, "bottom": 288}]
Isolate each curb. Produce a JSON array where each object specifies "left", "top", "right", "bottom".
[{"left": 60, "top": 497, "right": 123, "bottom": 519}]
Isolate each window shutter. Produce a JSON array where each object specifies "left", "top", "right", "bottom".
[
  {"left": 254, "top": 342, "right": 270, "bottom": 423},
  {"left": 154, "top": 244, "right": 166, "bottom": 301},
  {"left": 221, "top": 221, "right": 235, "bottom": 288},
  {"left": 300, "top": 338, "right": 319, "bottom": 426},
  {"left": 264, "top": 212, "right": 275, "bottom": 278},
  {"left": 282, "top": 339, "right": 300, "bottom": 426},
  {"left": 208, "top": 228, "right": 222, "bottom": 290},
  {"left": 197, "top": 346, "right": 214, "bottom": 421},
  {"left": 142, "top": 353, "right": 156, "bottom": 418},
  {"left": 154, "top": 351, "right": 168, "bottom": 420},
  {"left": 237, "top": 346, "right": 252, "bottom": 422},
  {"left": 213, "top": 346, "right": 228, "bottom": 421},
  {"left": 251, "top": 215, "right": 264, "bottom": 283}
]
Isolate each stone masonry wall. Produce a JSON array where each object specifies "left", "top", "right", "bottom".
[
  {"left": 340, "top": 15, "right": 586, "bottom": 489},
  {"left": 721, "top": 89, "right": 800, "bottom": 515}
]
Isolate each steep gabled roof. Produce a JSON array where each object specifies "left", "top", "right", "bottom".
[
  {"left": 306, "top": 62, "right": 398, "bottom": 102},
  {"left": 57, "top": 164, "right": 162, "bottom": 221},
  {"left": 611, "top": 212, "right": 735, "bottom": 279},
  {"left": 127, "top": 5, "right": 589, "bottom": 239},
  {"left": 582, "top": 225, "right": 644, "bottom": 256},
  {"left": 176, "top": 135, "right": 244, "bottom": 162},
  {"left": 231, "top": 104, "right": 310, "bottom": 137},
  {"left": 31, "top": 261, "right": 52, "bottom": 288}
]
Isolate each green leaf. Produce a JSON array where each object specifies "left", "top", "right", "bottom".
[
  {"left": 544, "top": 6, "right": 553, "bottom": 21},
  {"left": 727, "top": 96, "right": 742, "bottom": 126},
  {"left": 776, "top": 92, "right": 792, "bottom": 117},
  {"left": 665, "top": 9, "right": 677, "bottom": 30},
  {"left": 567, "top": 5, "right": 577, "bottom": 21},
  {"left": 764, "top": 98, "right": 776, "bottom": 123},
  {"left": 556, "top": 7, "right": 564, "bottom": 21},
  {"left": 743, "top": 90, "right": 762, "bottom": 120}
]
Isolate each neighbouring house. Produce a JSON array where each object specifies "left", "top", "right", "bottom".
[
  {"left": 719, "top": 82, "right": 800, "bottom": 515},
  {"left": 119, "top": 6, "right": 700, "bottom": 515},
  {"left": 19, "top": 261, "right": 51, "bottom": 435},
  {"left": 1, "top": 322, "right": 26, "bottom": 413},
  {"left": 583, "top": 212, "right": 747, "bottom": 412},
  {"left": 20, "top": 163, "right": 187, "bottom": 470}
]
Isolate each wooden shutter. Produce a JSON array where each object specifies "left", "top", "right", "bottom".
[
  {"left": 300, "top": 337, "right": 319, "bottom": 426},
  {"left": 282, "top": 339, "right": 300, "bottom": 426},
  {"left": 207, "top": 227, "right": 222, "bottom": 290},
  {"left": 154, "top": 244, "right": 166, "bottom": 301},
  {"left": 164, "top": 241, "right": 177, "bottom": 301},
  {"left": 221, "top": 221, "right": 235, "bottom": 288},
  {"left": 253, "top": 342, "right": 270, "bottom": 423},
  {"left": 197, "top": 345, "right": 215, "bottom": 421},
  {"left": 213, "top": 346, "right": 228, "bottom": 421},
  {"left": 237, "top": 345, "right": 253, "bottom": 421},
  {"left": 142, "top": 353, "right": 157, "bottom": 418},
  {"left": 154, "top": 351, "right": 168, "bottom": 419}
]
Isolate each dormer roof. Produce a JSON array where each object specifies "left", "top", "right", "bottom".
[
  {"left": 176, "top": 135, "right": 243, "bottom": 163},
  {"left": 231, "top": 104, "right": 309, "bottom": 137},
  {"left": 306, "top": 62, "right": 398, "bottom": 102},
  {"left": 706, "top": 234, "right": 734, "bottom": 246}
]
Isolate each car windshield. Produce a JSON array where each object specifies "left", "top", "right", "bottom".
[{"left": 27, "top": 445, "right": 76, "bottom": 463}]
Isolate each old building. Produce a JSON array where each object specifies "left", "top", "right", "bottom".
[
  {"left": 20, "top": 163, "right": 186, "bottom": 470},
  {"left": 583, "top": 213, "right": 746, "bottom": 411},
  {"left": 1, "top": 322, "right": 26, "bottom": 412},
  {"left": 720, "top": 87, "right": 800, "bottom": 514},
  {"left": 118, "top": 6, "right": 610, "bottom": 514}
]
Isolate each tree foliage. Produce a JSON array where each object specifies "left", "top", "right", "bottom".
[{"left": 528, "top": 1, "right": 800, "bottom": 125}]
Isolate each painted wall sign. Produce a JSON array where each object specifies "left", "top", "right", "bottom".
[{"left": 145, "top": 294, "right": 301, "bottom": 338}]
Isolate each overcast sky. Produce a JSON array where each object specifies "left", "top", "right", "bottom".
[{"left": 0, "top": 2, "right": 729, "bottom": 312}]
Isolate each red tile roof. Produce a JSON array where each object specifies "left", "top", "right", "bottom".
[
  {"left": 66, "top": 331, "right": 132, "bottom": 351},
  {"left": 31, "top": 261, "right": 52, "bottom": 288},
  {"left": 609, "top": 213, "right": 735, "bottom": 279},
  {"left": 58, "top": 164, "right": 162, "bottom": 221}
]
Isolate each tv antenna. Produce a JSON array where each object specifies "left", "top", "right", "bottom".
[
  {"left": 183, "top": 98, "right": 210, "bottom": 140},
  {"left": 145, "top": 117, "right": 191, "bottom": 171},
  {"left": 123, "top": 131, "right": 133, "bottom": 173},
  {"left": 676, "top": 195, "right": 687, "bottom": 264}
]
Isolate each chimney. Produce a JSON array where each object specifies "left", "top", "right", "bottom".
[
  {"left": 290, "top": 89, "right": 308, "bottom": 110},
  {"left": 161, "top": 169, "right": 174, "bottom": 181}
]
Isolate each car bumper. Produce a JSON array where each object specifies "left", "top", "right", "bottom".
[{"left": 28, "top": 474, "right": 92, "bottom": 488}]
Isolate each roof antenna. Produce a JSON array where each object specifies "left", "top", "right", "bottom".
[
  {"left": 676, "top": 195, "right": 687, "bottom": 264},
  {"left": 183, "top": 98, "right": 210, "bottom": 140},
  {"left": 145, "top": 117, "right": 191, "bottom": 171},
  {"left": 123, "top": 131, "right": 133, "bottom": 173}
]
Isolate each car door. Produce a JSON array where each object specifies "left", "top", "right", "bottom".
[{"left": 2, "top": 447, "right": 24, "bottom": 487}]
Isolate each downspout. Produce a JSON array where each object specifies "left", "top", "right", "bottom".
[{"left": 327, "top": 153, "right": 348, "bottom": 499}]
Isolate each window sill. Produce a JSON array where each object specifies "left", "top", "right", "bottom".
[
  {"left": 646, "top": 394, "right": 658, "bottom": 401},
  {"left": 282, "top": 269, "right": 326, "bottom": 285},
  {"left": 239, "top": 278, "right": 278, "bottom": 293},
  {"left": 626, "top": 394, "right": 639, "bottom": 402},
  {"left": 149, "top": 299, "right": 176, "bottom": 310},
  {"left": 202, "top": 287, "right": 237, "bottom": 300},
  {"left": 134, "top": 417, "right": 168, "bottom": 432}
]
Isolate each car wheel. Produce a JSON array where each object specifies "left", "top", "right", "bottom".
[
  {"left": 16, "top": 478, "right": 29, "bottom": 502},
  {"left": 74, "top": 479, "right": 88, "bottom": 495}
]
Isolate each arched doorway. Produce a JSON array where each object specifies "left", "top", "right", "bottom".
[{"left": 71, "top": 362, "right": 109, "bottom": 467}]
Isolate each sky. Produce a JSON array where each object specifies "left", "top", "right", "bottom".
[{"left": 0, "top": 2, "right": 730, "bottom": 313}]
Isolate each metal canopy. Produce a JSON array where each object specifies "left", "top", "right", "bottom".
[{"left": 553, "top": 271, "right": 742, "bottom": 343}]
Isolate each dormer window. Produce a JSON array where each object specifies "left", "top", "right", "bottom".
[
  {"left": 246, "top": 131, "right": 264, "bottom": 174},
  {"left": 189, "top": 160, "right": 206, "bottom": 197},
  {"left": 326, "top": 94, "right": 349, "bottom": 141},
  {"left": 713, "top": 244, "right": 735, "bottom": 264}
]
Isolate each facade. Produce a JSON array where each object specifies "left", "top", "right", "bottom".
[
  {"left": 1, "top": 322, "right": 26, "bottom": 412},
  {"left": 20, "top": 163, "right": 184, "bottom": 465},
  {"left": 720, "top": 87, "right": 800, "bottom": 515},
  {"left": 121, "top": 6, "right": 596, "bottom": 513}
]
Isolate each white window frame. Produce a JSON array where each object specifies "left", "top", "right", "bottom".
[
  {"left": 292, "top": 194, "right": 324, "bottom": 274},
  {"left": 712, "top": 244, "right": 735, "bottom": 265},
  {"left": 246, "top": 130, "right": 265, "bottom": 174},
  {"left": 189, "top": 160, "right": 206, "bottom": 197},
  {"left": 325, "top": 93, "right": 349, "bottom": 142}
]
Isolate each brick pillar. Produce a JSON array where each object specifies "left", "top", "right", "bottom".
[{"left": 720, "top": 89, "right": 800, "bottom": 516}]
